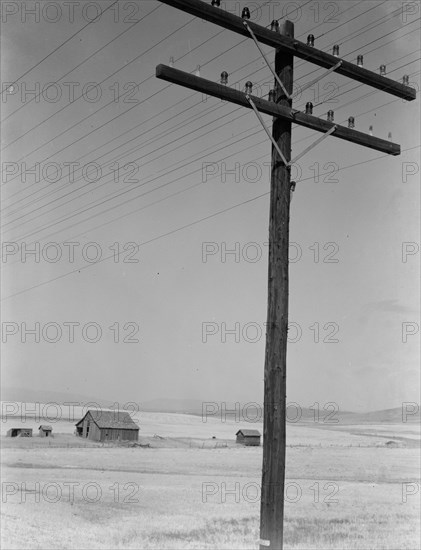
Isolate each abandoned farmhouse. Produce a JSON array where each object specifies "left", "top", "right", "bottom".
[
  {"left": 236, "top": 429, "right": 261, "bottom": 446},
  {"left": 75, "top": 410, "right": 140, "bottom": 442},
  {"left": 6, "top": 428, "right": 33, "bottom": 437},
  {"left": 38, "top": 425, "right": 53, "bottom": 437}
]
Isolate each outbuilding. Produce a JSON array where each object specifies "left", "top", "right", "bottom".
[
  {"left": 39, "top": 425, "right": 53, "bottom": 437},
  {"left": 7, "top": 428, "right": 33, "bottom": 437},
  {"left": 236, "top": 429, "right": 261, "bottom": 446},
  {"left": 75, "top": 410, "right": 139, "bottom": 442}
]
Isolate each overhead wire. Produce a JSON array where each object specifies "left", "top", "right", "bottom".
[
  {"left": 2, "top": 0, "right": 407, "bottom": 202},
  {"left": 3, "top": 74, "right": 419, "bottom": 276},
  {"left": 0, "top": 0, "right": 121, "bottom": 97},
  {"left": 1, "top": 0, "right": 384, "bottom": 158},
  {"left": 0, "top": 0, "right": 276, "bottom": 172},
  {"left": 1, "top": 15, "right": 197, "bottom": 152},
  {"left": 3, "top": 143, "right": 419, "bottom": 301},
  {"left": 4, "top": 40, "right": 414, "bottom": 232},
  {"left": 5, "top": 66, "right": 419, "bottom": 247},
  {"left": 0, "top": 3, "right": 163, "bottom": 124},
  {"left": 2, "top": 1, "right": 416, "bottom": 239}
]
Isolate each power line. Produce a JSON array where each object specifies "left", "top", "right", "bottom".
[
  {"left": 3, "top": 11, "right": 414, "bottom": 210},
  {"left": 1, "top": 1, "right": 274, "bottom": 163},
  {"left": 1, "top": 15, "right": 196, "bottom": 152},
  {"left": 1, "top": 0, "right": 391, "bottom": 159},
  {"left": 292, "top": 9, "right": 418, "bottom": 94},
  {"left": 0, "top": 0, "right": 121, "bottom": 97},
  {"left": 3, "top": 78, "right": 419, "bottom": 272},
  {"left": 314, "top": 0, "right": 384, "bottom": 39},
  {"left": 2, "top": 1, "right": 417, "bottom": 230},
  {"left": 3, "top": 144, "right": 419, "bottom": 301},
  {"left": 7, "top": 126, "right": 264, "bottom": 241},
  {"left": 5, "top": 75, "right": 418, "bottom": 247},
  {"left": 0, "top": 4, "right": 162, "bottom": 123},
  {"left": 2, "top": 0, "right": 397, "bottom": 202},
  {"left": 3, "top": 54, "right": 418, "bottom": 234}
]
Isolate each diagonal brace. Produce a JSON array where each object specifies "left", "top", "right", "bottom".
[
  {"left": 246, "top": 95, "right": 289, "bottom": 165},
  {"left": 292, "top": 61, "right": 342, "bottom": 99},
  {"left": 243, "top": 21, "right": 292, "bottom": 100},
  {"left": 246, "top": 95, "right": 337, "bottom": 167},
  {"left": 289, "top": 125, "right": 337, "bottom": 164}
]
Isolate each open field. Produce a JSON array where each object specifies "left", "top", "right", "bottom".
[{"left": 1, "top": 408, "right": 420, "bottom": 549}]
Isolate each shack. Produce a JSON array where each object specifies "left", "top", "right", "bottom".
[
  {"left": 236, "top": 429, "right": 261, "bottom": 446},
  {"left": 7, "top": 428, "right": 33, "bottom": 437},
  {"left": 38, "top": 425, "right": 53, "bottom": 437},
  {"left": 75, "top": 410, "right": 139, "bottom": 442}
]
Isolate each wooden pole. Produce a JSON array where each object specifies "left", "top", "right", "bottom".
[
  {"left": 260, "top": 20, "right": 294, "bottom": 550},
  {"left": 153, "top": 4, "right": 410, "bottom": 549}
]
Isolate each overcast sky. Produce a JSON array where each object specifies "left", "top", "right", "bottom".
[{"left": 1, "top": 0, "right": 420, "bottom": 412}]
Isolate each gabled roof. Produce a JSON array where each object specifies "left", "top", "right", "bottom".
[
  {"left": 236, "top": 429, "right": 261, "bottom": 437},
  {"left": 39, "top": 425, "right": 52, "bottom": 430},
  {"left": 75, "top": 410, "right": 139, "bottom": 430}
]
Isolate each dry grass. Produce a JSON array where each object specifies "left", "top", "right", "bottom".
[{"left": 1, "top": 414, "right": 420, "bottom": 550}]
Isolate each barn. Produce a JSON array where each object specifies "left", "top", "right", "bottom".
[
  {"left": 236, "top": 429, "right": 261, "bottom": 446},
  {"left": 75, "top": 410, "right": 139, "bottom": 442},
  {"left": 39, "top": 425, "right": 53, "bottom": 437},
  {"left": 7, "top": 428, "right": 33, "bottom": 437}
]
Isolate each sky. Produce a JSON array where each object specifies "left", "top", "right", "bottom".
[{"left": 1, "top": 0, "right": 420, "bottom": 412}]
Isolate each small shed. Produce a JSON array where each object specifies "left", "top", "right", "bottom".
[
  {"left": 39, "top": 425, "right": 53, "bottom": 437},
  {"left": 75, "top": 410, "right": 139, "bottom": 442},
  {"left": 236, "top": 429, "right": 261, "bottom": 446},
  {"left": 7, "top": 428, "right": 33, "bottom": 437}
]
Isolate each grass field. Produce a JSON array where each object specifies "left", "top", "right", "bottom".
[{"left": 1, "top": 408, "right": 420, "bottom": 549}]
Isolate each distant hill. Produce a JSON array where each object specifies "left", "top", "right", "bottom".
[
  {"left": 140, "top": 398, "right": 209, "bottom": 414},
  {"left": 139, "top": 400, "right": 420, "bottom": 424},
  {"left": 2, "top": 388, "right": 419, "bottom": 424},
  {"left": 0, "top": 387, "right": 118, "bottom": 409},
  {"left": 341, "top": 407, "right": 420, "bottom": 424}
]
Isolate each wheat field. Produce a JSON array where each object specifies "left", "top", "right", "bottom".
[{"left": 1, "top": 410, "right": 420, "bottom": 549}]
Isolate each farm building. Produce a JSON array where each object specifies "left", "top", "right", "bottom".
[
  {"left": 75, "top": 410, "right": 139, "bottom": 442},
  {"left": 6, "top": 428, "right": 33, "bottom": 437},
  {"left": 38, "top": 425, "right": 53, "bottom": 437},
  {"left": 236, "top": 429, "right": 261, "bottom": 446}
]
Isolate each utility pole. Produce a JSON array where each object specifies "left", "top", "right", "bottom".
[
  {"left": 260, "top": 19, "right": 293, "bottom": 550},
  {"left": 154, "top": 1, "right": 416, "bottom": 548}
]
